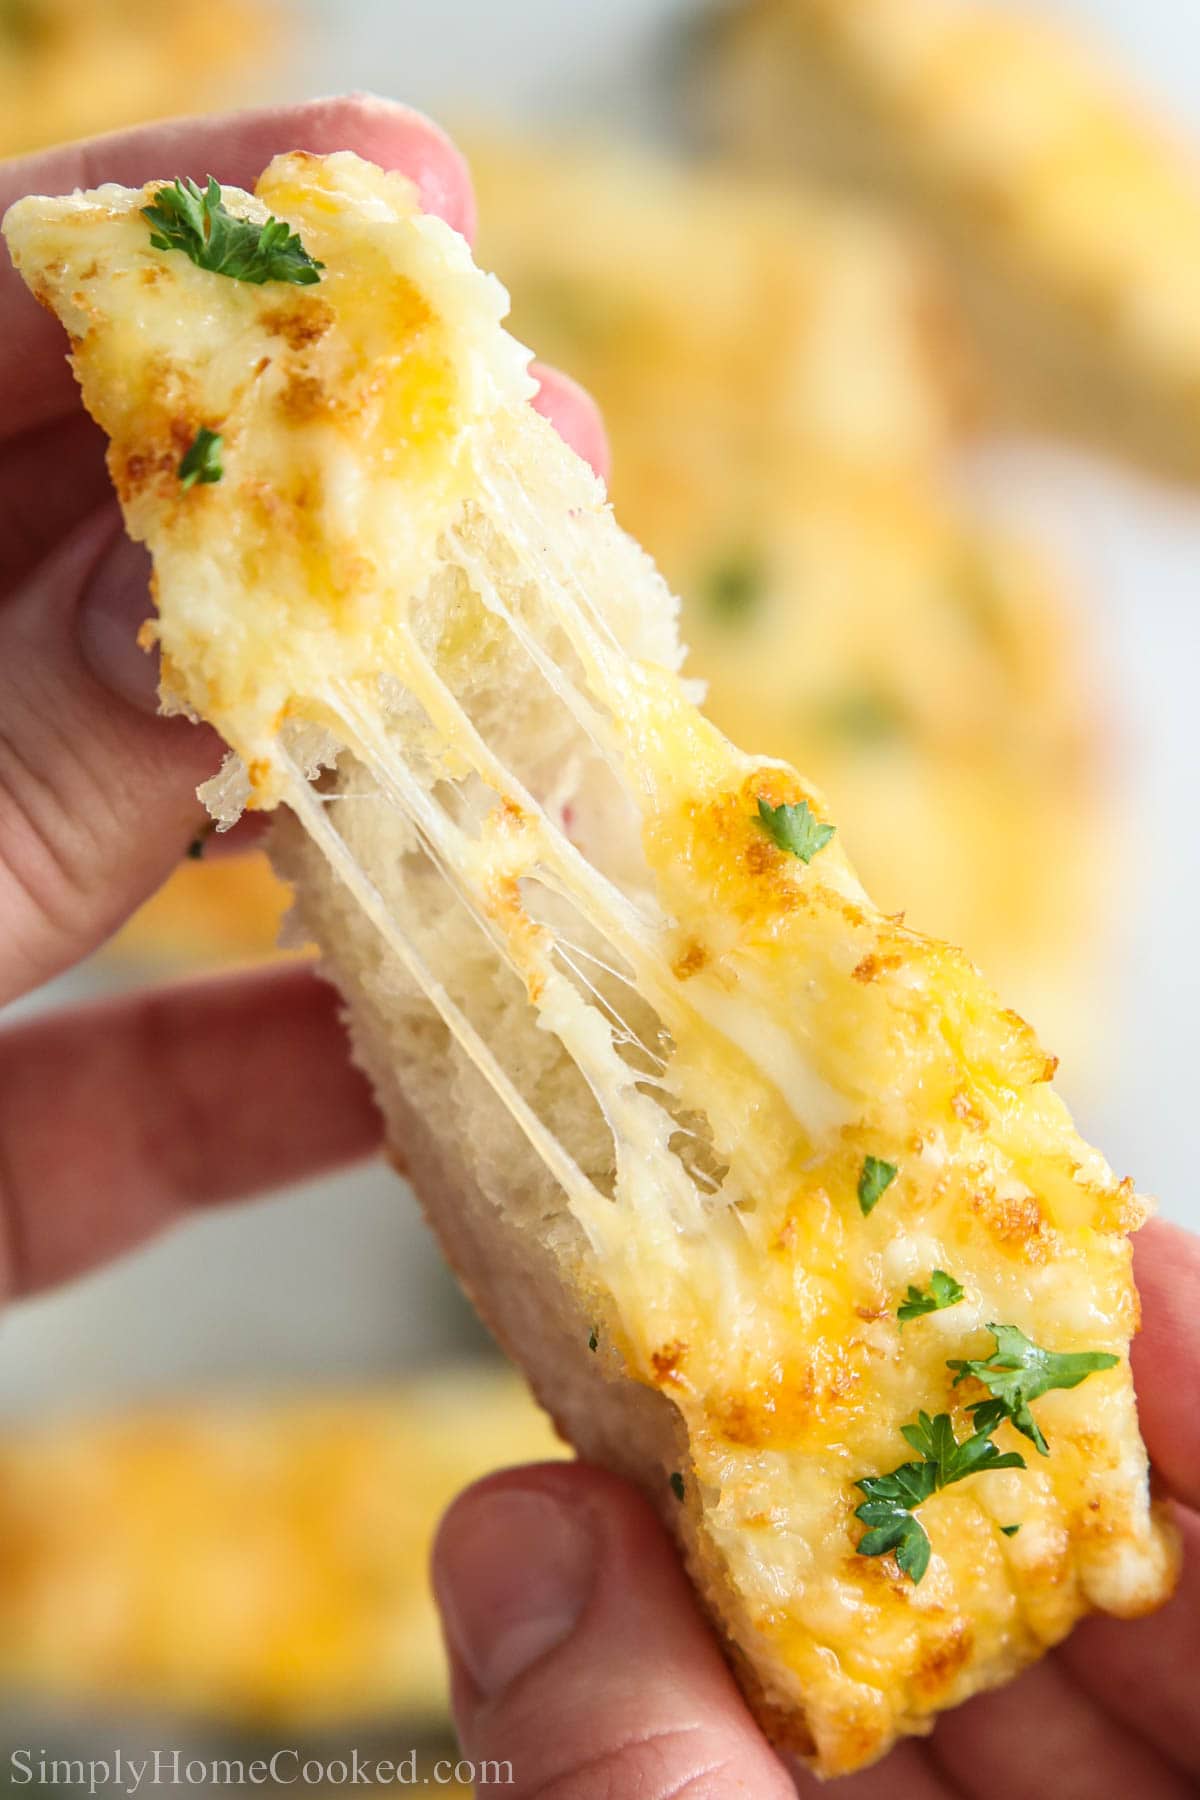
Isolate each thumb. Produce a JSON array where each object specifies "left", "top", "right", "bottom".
[
  {"left": 431, "top": 1462, "right": 794, "bottom": 1798},
  {"left": 0, "top": 507, "right": 219, "bottom": 1005}
]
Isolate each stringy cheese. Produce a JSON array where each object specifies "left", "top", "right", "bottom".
[{"left": 4, "top": 151, "right": 1177, "bottom": 1776}]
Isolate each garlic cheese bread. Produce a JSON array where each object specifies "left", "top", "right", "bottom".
[
  {"left": 699, "top": 0, "right": 1200, "bottom": 483},
  {"left": 4, "top": 152, "right": 1177, "bottom": 1776}
]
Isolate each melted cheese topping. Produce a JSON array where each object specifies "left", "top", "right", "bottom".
[{"left": 4, "top": 152, "right": 1177, "bottom": 1776}]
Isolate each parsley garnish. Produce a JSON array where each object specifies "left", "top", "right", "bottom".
[
  {"left": 179, "top": 427, "right": 224, "bottom": 490},
  {"left": 587, "top": 1327, "right": 599, "bottom": 1353},
  {"left": 186, "top": 835, "right": 206, "bottom": 861},
  {"left": 949, "top": 1324, "right": 1118, "bottom": 1457},
  {"left": 704, "top": 552, "right": 765, "bottom": 623},
  {"left": 1000, "top": 1523, "right": 1021, "bottom": 1537},
  {"left": 855, "top": 1412, "right": 1025, "bottom": 1584},
  {"left": 669, "top": 1471, "right": 685, "bottom": 1502},
  {"left": 857, "top": 1155, "right": 898, "bottom": 1218},
  {"left": 756, "top": 797, "right": 835, "bottom": 864},
  {"left": 142, "top": 177, "right": 324, "bottom": 286},
  {"left": 0, "top": 0, "right": 41, "bottom": 45},
  {"left": 898, "top": 1269, "right": 964, "bottom": 1325},
  {"left": 821, "top": 688, "right": 908, "bottom": 746}
]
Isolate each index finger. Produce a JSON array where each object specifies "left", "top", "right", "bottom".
[{"left": 1, "top": 92, "right": 476, "bottom": 440}]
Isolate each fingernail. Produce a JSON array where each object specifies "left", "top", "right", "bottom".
[
  {"left": 78, "top": 532, "right": 160, "bottom": 712},
  {"left": 435, "top": 1485, "right": 596, "bottom": 1699}
]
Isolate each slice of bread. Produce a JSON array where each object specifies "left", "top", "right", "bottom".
[{"left": 4, "top": 150, "right": 1177, "bottom": 1776}]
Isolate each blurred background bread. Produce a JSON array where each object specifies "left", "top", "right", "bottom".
[
  {"left": 0, "top": 0, "right": 276, "bottom": 158},
  {"left": 692, "top": 0, "right": 1200, "bottom": 484},
  {"left": 0, "top": 1371, "right": 560, "bottom": 1732}
]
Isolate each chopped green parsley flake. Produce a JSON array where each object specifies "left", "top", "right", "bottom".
[
  {"left": 0, "top": 0, "right": 41, "bottom": 45},
  {"left": 898, "top": 1269, "right": 964, "bottom": 1325},
  {"left": 178, "top": 427, "right": 224, "bottom": 490},
  {"left": 703, "top": 551, "right": 765, "bottom": 622},
  {"left": 855, "top": 1411, "right": 1025, "bottom": 1584},
  {"left": 949, "top": 1323, "right": 1119, "bottom": 1457},
  {"left": 142, "top": 176, "right": 324, "bottom": 286},
  {"left": 669, "top": 1471, "right": 686, "bottom": 1502},
  {"left": 756, "top": 796, "right": 835, "bottom": 864},
  {"left": 820, "top": 688, "right": 909, "bottom": 746},
  {"left": 857, "top": 1155, "right": 898, "bottom": 1218}
]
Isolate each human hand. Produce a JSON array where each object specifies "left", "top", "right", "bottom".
[
  {"left": 433, "top": 1219, "right": 1200, "bottom": 1798},
  {"left": 0, "top": 94, "right": 606, "bottom": 1297}
]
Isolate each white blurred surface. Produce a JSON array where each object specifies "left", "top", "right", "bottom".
[
  {"left": 298, "top": 0, "right": 697, "bottom": 133},
  {"left": 1, "top": 0, "right": 1198, "bottom": 1419},
  {"left": 958, "top": 446, "right": 1200, "bottom": 1214},
  {"left": 0, "top": 1164, "right": 483, "bottom": 1415}
]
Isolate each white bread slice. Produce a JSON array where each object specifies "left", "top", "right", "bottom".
[{"left": 4, "top": 151, "right": 1177, "bottom": 1776}]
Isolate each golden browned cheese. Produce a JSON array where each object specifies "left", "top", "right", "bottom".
[
  {"left": 0, "top": 0, "right": 275, "bottom": 159},
  {"left": 0, "top": 1374, "right": 561, "bottom": 1726},
  {"left": 698, "top": 0, "right": 1200, "bottom": 481},
  {"left": 4, "top": 152, "right": 1176, "bottom": 1775}
]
